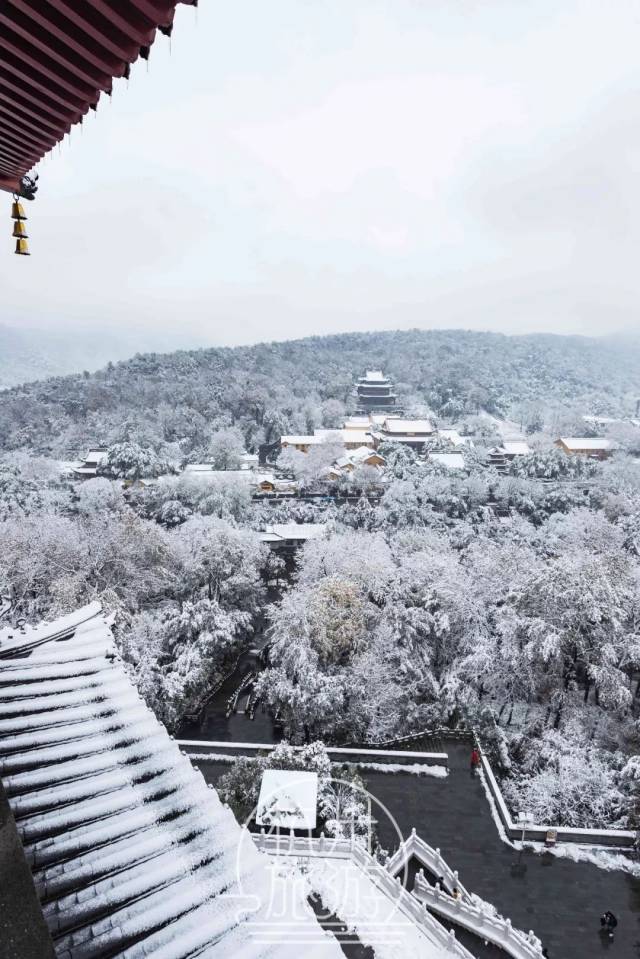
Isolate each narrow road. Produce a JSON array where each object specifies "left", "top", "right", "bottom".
[{"left": 365, "top": 743, "right": 640, "bottom": 959}]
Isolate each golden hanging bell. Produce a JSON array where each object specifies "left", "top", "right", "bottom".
[
  {"left": 12, "top": 221, "right": 28, "bottom": 238},
  {"left": 11, "top": 200, "right": 27, "bottom": 220},
  {"left": 14, "top": 237, "right": 30, "bottom": 256}
]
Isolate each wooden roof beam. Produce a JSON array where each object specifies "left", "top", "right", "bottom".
[
  {"left": 0, "top": 33, "right": 97, "bottom": 102},
  {"left": 1, "top": 48, "right": 88, "bottom": 114},
  {"left": 0, "top": 9, "right": 112, "bottom": 91},
  {"left": 88, "top": 0, "right": 158, "bottom": 46},
  {"left": 37, "top": 0, "right": 142, "bottom": 62},
  {"left": 0, "top": 100, "right": 66, "bottom": 142},
  {"left": 129, "top": 0, "right": 177, "bottom": 26},
  {"left": 8, "top": 1, "right": 124, "bottom": 76},
  {"left": 0, "top": 71, "right": 80, "bottom": 125},
  {"left": 0, "top": 174, "right": 22, "bottom": 195}
]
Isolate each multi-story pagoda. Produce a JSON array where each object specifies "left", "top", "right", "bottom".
[{"left": 355, "top": 370, "right": 397, "bottom": 412}]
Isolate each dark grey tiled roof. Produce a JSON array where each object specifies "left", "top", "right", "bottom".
[{"left": 0, "top": 605, "right": 339, "bottom": 959}]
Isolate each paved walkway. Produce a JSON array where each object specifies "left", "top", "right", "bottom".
[
  {"left": 366, "top": 743, "right": 640, "bottom": 959},
  {"left": 195, "top": 746, "right": 640, "bottom": 958}
]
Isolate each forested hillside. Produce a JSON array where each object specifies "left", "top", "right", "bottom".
[
  {"left": 0, "top": 328, "right": 638, "bottom": 455},
  {"left": 1, "top": 326, "right": 640, "bottom": 830}
]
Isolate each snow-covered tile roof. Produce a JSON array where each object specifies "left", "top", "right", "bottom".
[
  {"left": 183, "top": 467, "right": 274, "bottom": 485},
  {"left": 184, "top": 466, "right": 252, "bottom": 477},
  {"left": 558, "top": 437, "right": 614, "bottom": 450},
  {"left": 341, "top": 430, "right": 373, "bottom": 444},
  {"left": 379, "top": 419, "right": 435, "bottom": 434},
  {"left": 429, "top": 453, "right": 466, "bottom": 470},
  {"left": 260, "top": 524, "right": 328, "bottom": 542},
  {"left": 0, "top": 605, "right": 340, "bottom": 959},
  {"left": 84, "top": 449, "right": 108, "bottom": 466},
  {"left": 349, "top": 446, "right": 384, "bottom": 463},
  {"left": 343, "top": 417, "right": 371, "bottom": 429},
  {"left": 256, "top": 770, "right": 318, "bottom": 830},
  {"left": 437, "top": 429, "right": 470, "bottom": 447},
  {"left": 501, "top": 441, "right": 531, "bottom": 456}
]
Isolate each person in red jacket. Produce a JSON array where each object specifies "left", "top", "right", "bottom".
[{"left": 470, "top": 747, "right": 481, "bottom": 775}]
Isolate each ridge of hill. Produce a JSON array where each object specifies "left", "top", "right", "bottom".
[{"left": 0, "top": 328, "right": 638, "bottom": 454}]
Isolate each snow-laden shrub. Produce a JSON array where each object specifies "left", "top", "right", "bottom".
[{"left": 503, "top": 728, "right": 625, "bottom": 828}]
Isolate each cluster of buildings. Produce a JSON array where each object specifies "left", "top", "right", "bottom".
[
  {"left": 66, "top": 373, "right": 626, "bottom": 495},
  {"left": 281, "top": 370, "right": 469, "bottom": 457},
  {"left": 281, "top": 371, "right": 626, "bottom": 471}
]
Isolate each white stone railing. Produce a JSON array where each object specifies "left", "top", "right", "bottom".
[
  {"left": 179, "top": 739, "right": 447, "bottom": 765},
  {"left": 385, "top": 827, "right": 545, "bottom": 959},
  {"left": 385, "top": 828, "right": 470, "bottom": 901},
  {"left": 413, "top": 872, "right": 544, "bottom": 959},
  {"left": 255, "top": 830, "right": 474, "bottom": 958}
]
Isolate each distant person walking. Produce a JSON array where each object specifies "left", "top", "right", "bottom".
[
  {"left": 600, "top": 910, "right": 618, "bottom": 939},
  {"left": 470, "top": 747, "right": 481, "bottom": 776}
]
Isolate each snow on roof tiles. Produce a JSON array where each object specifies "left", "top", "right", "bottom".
[
  {"left": 343, "top": 417, "right": 371, "bottom": 429},
  {"left": 429, "top": 453, "right": 466, "bottom": 470},
  {"left": 501, "top": 441, "right": 531, "bottom": 455},
  {"left": 558, "top": 437, "right": 614, "bottom": 450},
  {"left": 0, "top": 605, "right": 340, "bottom": 959},
  {"left": 260, "top": 524, "right": 328, "bottom": 542},
  {"left": 379, "top": 419, "right": 435, "bottom": 434},
  {"left": 256, "top": 770, "right": 318, "bottom": 830},
  {"left": 84, "top": 450, "right": 108, "bottom": 466}
]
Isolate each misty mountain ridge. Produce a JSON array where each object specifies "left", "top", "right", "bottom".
[
  {"left": 0, "top": 324, "right": 210, "bottom": 390},
  {"left": 1, "top": 327, "right": 639, "bottom": 457}
]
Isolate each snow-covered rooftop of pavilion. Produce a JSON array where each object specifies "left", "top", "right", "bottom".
[
  {"left": 335, "top": 447, "right": 385, "bottom": 470},
  {"left": 0, "top": 604, "right": 342, "bottom": 959},
  {"left": 429, "top": 452, "right": 466, "bottom": 470},
  {"left": 257, "top": 770, "right": 318, "bottom": 830},
  {"left": 438, "top": 429, "right": 473, "bottom": 447},
  {"left": 500, "top": 441, "right": 531, "bottom": 456},
  {"left": 558, "top": 437, "right": 615, "bottom": 450},
  {"left": 183, "top": 466, "right": 275, "bottom": 485},
  {"left": 260, "top": 524, "right": 328, "bottom": 543},
  {"left": 378, "top": 418, "right": 436, "bottom": 435},
  {"left": 84, "top": 449, "right": 108, "bottom": 466},
  {"left": 344, "top": 416, "right": 372, "bottom": 430}
]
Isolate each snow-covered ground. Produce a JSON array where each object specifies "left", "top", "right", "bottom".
[{"left": 524, "top": 841, "right": 640, "bottom": 877}]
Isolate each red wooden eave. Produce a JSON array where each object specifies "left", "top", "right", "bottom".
[{"left": 0, "top": 0, "right": 197, "bottom": 197}]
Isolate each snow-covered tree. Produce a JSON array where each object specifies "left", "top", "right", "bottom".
[
  {"left": 206, "top": 427, "right": 245, "bottom": 470},
  {"left": 98, "top": 442, "right": 175, "bottom": 480}
]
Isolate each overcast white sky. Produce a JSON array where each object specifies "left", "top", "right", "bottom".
[{"left": 4, "top": 0, "right": 640, "bottom": 346}]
